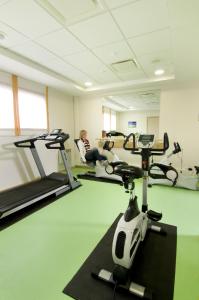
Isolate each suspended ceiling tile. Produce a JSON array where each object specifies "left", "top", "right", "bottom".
[
  {"left": 0, "top": 21, "right": 28, "bottom": 48},
  {"left": 45, "top": 58, "right": 95, "bottom": 85},
  {"left": 112, "top": 0, "right": 169, "bottom": 38},
  {"left": 128, "top": 29, "right": 171, "bottom": 57},
  {"left": 170, "top": 27, "right": 199, "bottom": 81},
  {"left": 36, "top": 29, "right": 86, "bottom": 57},
  {"left": 69, "top": 13, "right": 123, "bottom": 48},
  {"left": 167, "top": 0, "right": 199, "bottom": 30},
  {"left": 91, "top": 67, "right": 120, "bottom": 84},
  {"left": 0, "top": 0, "right": 61, "bottom": 39},
  {"left": 92, "top": 40, "right": 133, "bottom": 65},
  {"left": 63, "top": 50, "right": 106, "bottom": 75},
  {"left": 11, "top": 40, "right": 57, "bottom": 65}
]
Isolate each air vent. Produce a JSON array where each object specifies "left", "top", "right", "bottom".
[{"left": 111, "top": 59, "right": 138, "bottom": 74}]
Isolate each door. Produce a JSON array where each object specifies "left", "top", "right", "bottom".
[{"left": 147, "top": 117, "right": 159, "bottom": 139}]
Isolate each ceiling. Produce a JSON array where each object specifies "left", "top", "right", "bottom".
[
  {"left": 0, "top": 0, "right": 198, "bottom": 94},
  {"left": 103, "top": 90, "right": 160, "bottom": 111}
]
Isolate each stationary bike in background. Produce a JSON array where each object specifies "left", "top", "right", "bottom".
[
  {"left": 148, "top": 140, "right": 199, "bottom": 190},
  {"left": 92, "top": 133, "right": 169, "bottom": 299},
  {"left": 75, "top": 131, "right": 127, "bottom": 184}
]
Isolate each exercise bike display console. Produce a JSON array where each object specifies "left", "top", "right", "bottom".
[
  {"left": 138, "top": 134, "right": 154, "bottom": 147},
  {"left": 92, "top": 133, "right": 169, "bottom": 299}
]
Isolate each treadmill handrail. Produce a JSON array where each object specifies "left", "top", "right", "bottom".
[{"left": 14, "top": 138, "right": 37, "bottom": 148}]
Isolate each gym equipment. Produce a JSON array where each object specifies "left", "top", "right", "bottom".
[
  {"left": 92, "top": 133, "right": 169, "bottom": 299},
  {"left": 149, "top": 141, "right": 199, "bottom": 190},
  {"left": 74, "top": 131, "right": 127, "bottom": 184},
  {"left": 0, "top": 129, "right": 81, "bottom": 219}
]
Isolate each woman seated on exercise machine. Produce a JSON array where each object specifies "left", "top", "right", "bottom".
[{"left": 77, "top": 130, "right": 107, "bottom": 165}]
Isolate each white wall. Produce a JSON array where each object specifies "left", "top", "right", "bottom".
[
  {"left": 116, "top": 110, "right": 159, "bottom": 165},
  {"left": 159, "top": 87, "right": 199, "bottom": 168},
  {"left": 117, "top": 110, "right": 159, "bottom": 136},
  {"left": 48, "top": 87, "right": 75, "bottom": 165},
  {"left": 0, "top": 87, "right": 75, "bottom": 191}
]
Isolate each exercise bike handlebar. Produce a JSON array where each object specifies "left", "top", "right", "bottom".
[
  {"left": 173, "top": 142, "right": 181, "bottom": 154},
  {"left": 106, "top": 131, "right": 126, "bottom": 138},
  {"left": 123, "top": 132, "right": 169, "bottom": 156}
]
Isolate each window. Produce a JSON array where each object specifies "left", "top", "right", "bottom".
[
  {"left": 103, "top": 107, "right": 110, "bottom": 131},
  {"left": 18, "top": 89, "right": 47, "bottom": 129},
  {"left": 111, "top": 110, "right": 116, "bottom": 131},
  {"left": 0, "top": 84, "right": 14, "bottom": 129},
  {"left": 103, "top": 107, "right": 116, "bottom": 131}
]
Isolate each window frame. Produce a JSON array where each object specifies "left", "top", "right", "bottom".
[{"left": 0, "top": 75, "right": 49, "bottom": 137}]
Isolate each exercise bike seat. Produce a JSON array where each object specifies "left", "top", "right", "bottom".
[
  {"left": 114, "top": 165, "right": 143, "bottom": 179},
  {"left": 109, "top": 161, "right": 128, "bottom": 168}
]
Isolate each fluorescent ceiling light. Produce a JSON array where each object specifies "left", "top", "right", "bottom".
[
  {"left": 84, "top": 81, "right": 93, "bottom": 87},
  {"left": 154, "top": 69, "right": 165, "bottom": 76},
  {"left": 129, "top": 106, "right": 136, "bottom": 110}
]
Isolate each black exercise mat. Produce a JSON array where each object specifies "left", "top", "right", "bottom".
[{"left": 63, "top": 214, "right": 177, "bottom": 300}]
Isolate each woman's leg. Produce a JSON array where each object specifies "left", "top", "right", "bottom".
[{"left": 85, "top": 148, "right": 107, "bottom": 162}]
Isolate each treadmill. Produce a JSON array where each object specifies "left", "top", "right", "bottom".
[{"left": 0, "top": 129, "right": 81, "bottom": 219}]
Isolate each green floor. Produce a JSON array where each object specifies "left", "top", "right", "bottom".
[{"left": 0, "top": 170, "right": 199, "bottom": 300}]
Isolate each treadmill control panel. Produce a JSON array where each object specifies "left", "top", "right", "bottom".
[
  {"left": 37, "top": 129, "right": 69, "bottom": 142},
  {"left": 138, "top": 134, "right": 155, "bottom": 149},
  {"left": 46, "top": 129, "right": 62, "bottom": 140},
  {"left": 51, "top": 129, "right": 62, "bottom": 135}
]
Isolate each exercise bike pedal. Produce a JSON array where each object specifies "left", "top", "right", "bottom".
[{"left": 147, "top": 210, "right": 162, "bottom": 221}]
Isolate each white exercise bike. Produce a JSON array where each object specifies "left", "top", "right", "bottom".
[
  {"left": 148, "top": 141, "right": 199, "bottom": 190},
  {"left": 75, "top": 131, "right": 127, "bottom": 184},
  {"left": 92, "top": 133, "right": 169, "bottom": 299}
]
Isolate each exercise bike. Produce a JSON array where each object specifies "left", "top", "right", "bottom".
[
  {"left": 148, "top": 141, "right": 199, "bottom": 190},
  {"left": 92, "top": 133, "right": 169, "bottom": 299},
  {"left": 74, "top": 131, "right": 127, "bottom": 184}
]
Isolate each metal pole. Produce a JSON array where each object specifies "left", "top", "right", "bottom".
[
  {"left": 60, "top": 149, "right": 75, "bottom": 187},
  {"left": 142, "top": 171, "right": 148, "bottom": 212},
  {"left": 30, "top": 148, "right": 46, "bottom": 178}
]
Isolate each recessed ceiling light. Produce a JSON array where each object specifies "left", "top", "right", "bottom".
[
  {"left": 154, "top": 69, "right": 165, "bottom": 76},
  {"left": 129, "top": 106, "right": 135, "bottom": 110},
  {"left": 0, "top": 32, "right": 6, "bottom": 40},
  {"left": 84, "top": 81, "right": 93, "bottom": 87}
]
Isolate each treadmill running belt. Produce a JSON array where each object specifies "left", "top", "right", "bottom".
[{"left": 0, "top": 177, "right": 67, "bottom": 215}]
